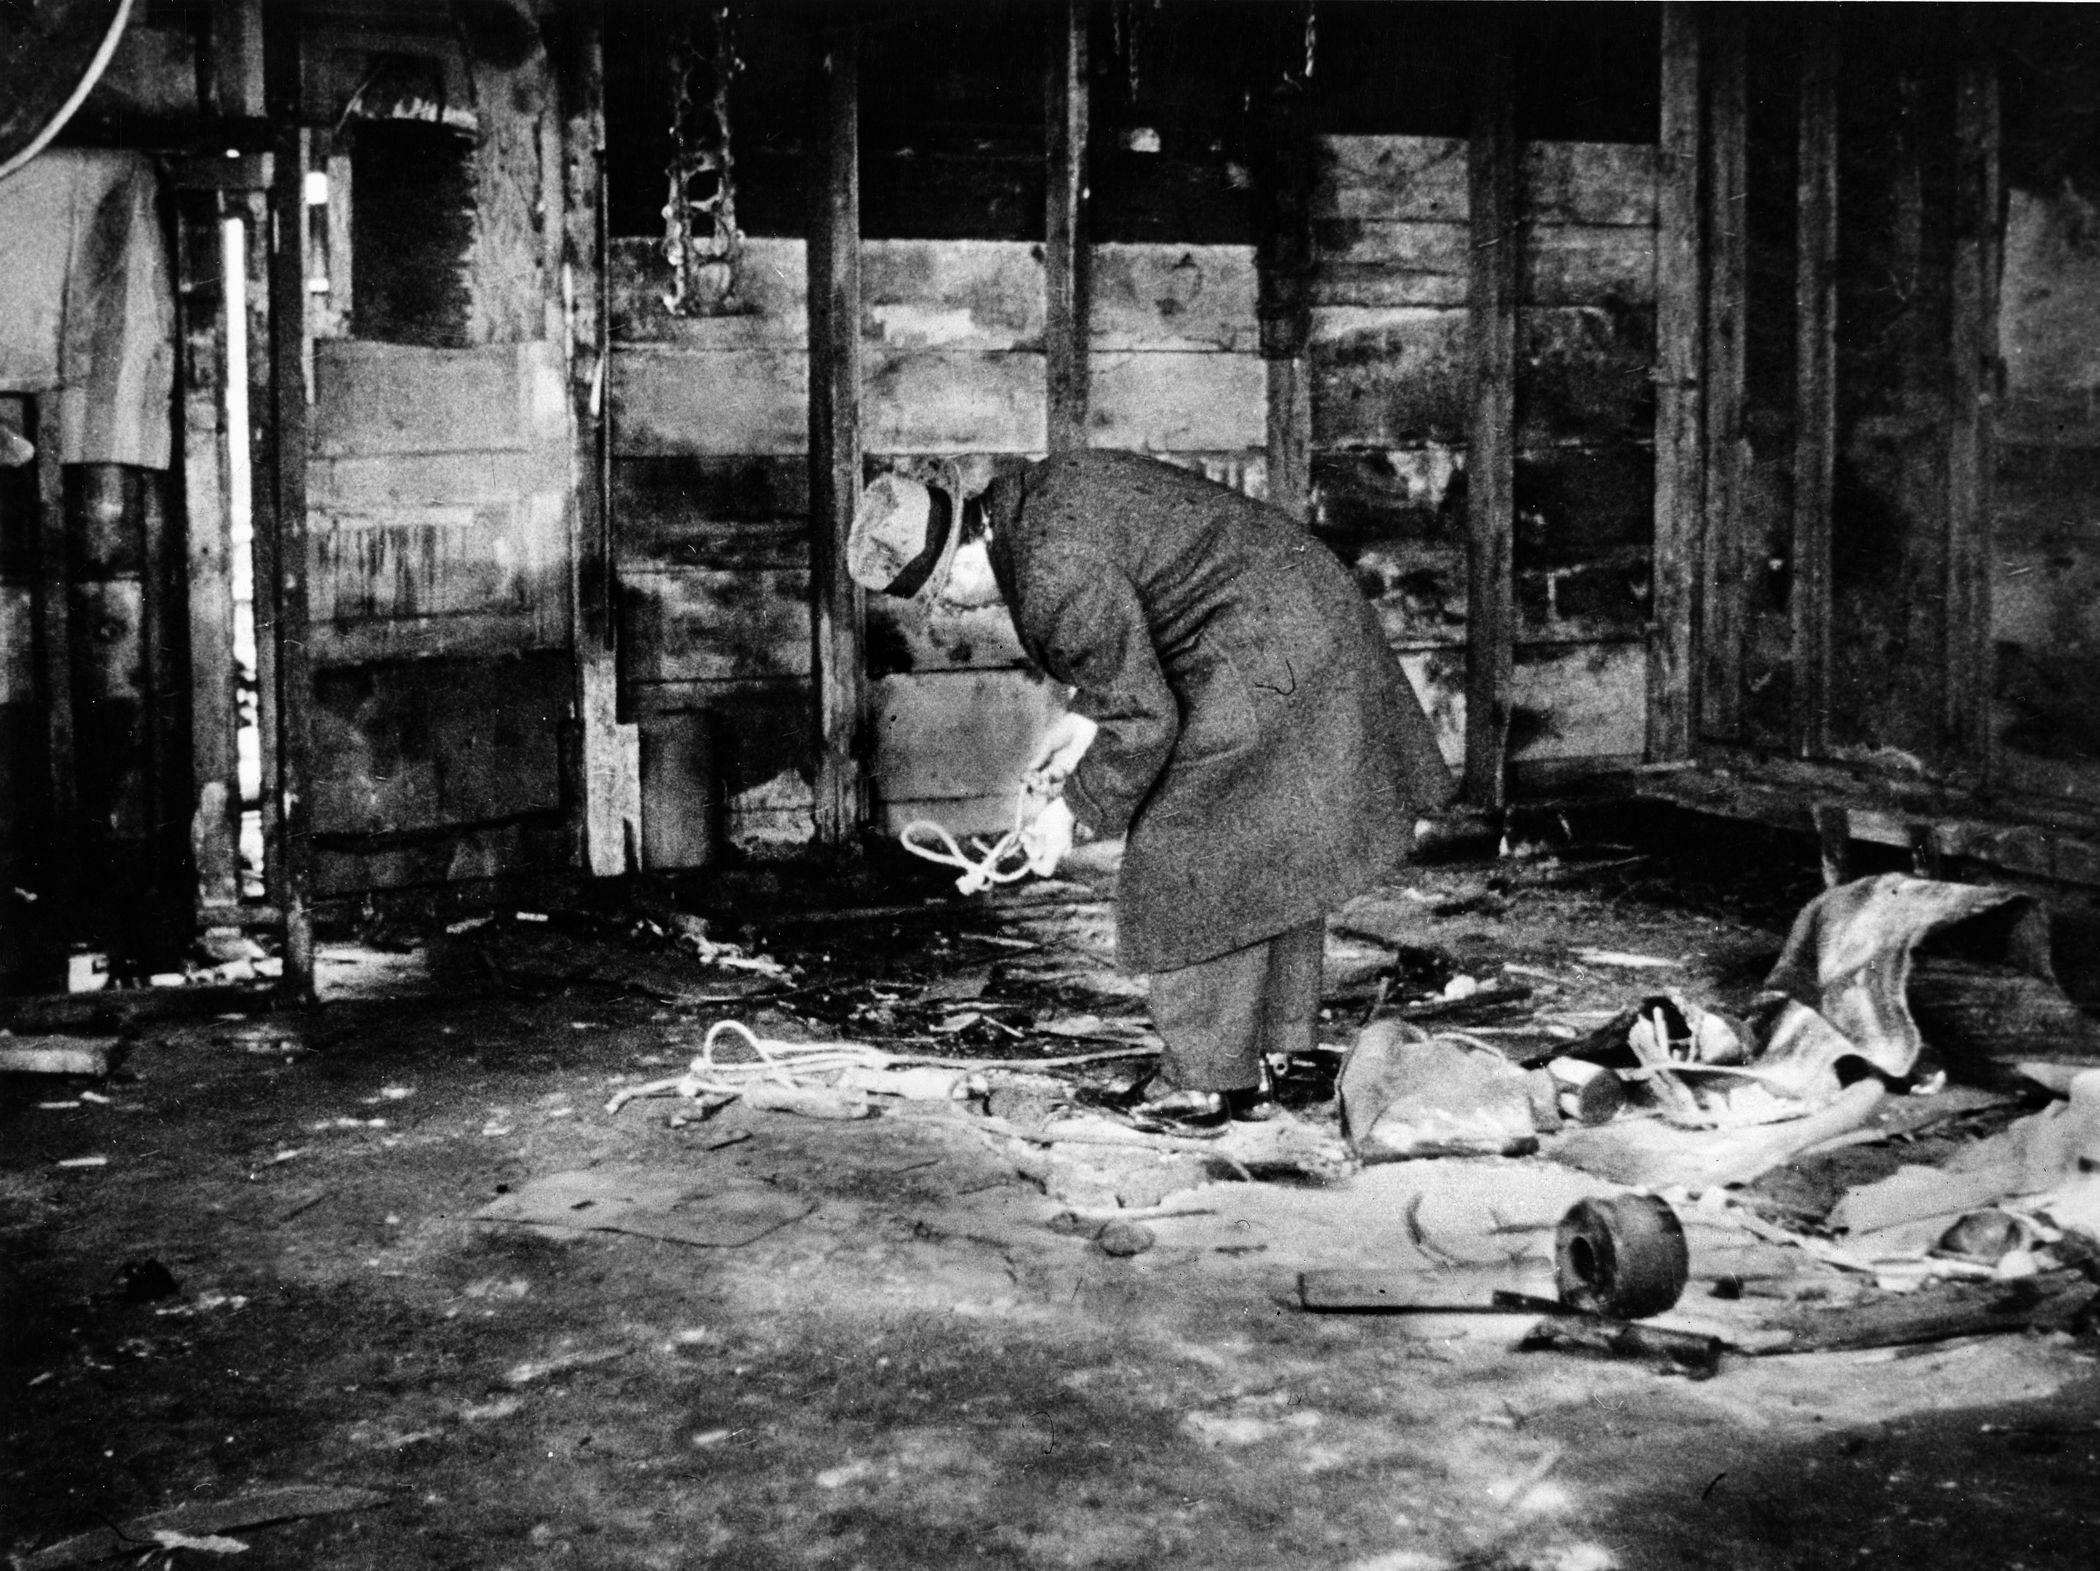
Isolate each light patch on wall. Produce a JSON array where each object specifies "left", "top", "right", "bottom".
[{"left": 869, "top": 304, "right": 985, "bottom": 347}]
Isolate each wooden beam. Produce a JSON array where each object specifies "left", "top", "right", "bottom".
[
  {"left": 1266, "top": 356, "right": 1312, "bottom": 522},
  {"left": 1045, "top": 0, "right": 1090, "bottom": 454},
  {"left": 264, "top": 14, "right": 315, "bottom": 1001},
  {"left": 1463, "top": 30, "right": 1517, "bottom": 810},
  {"left": 1256, "top": 35, "right": 1315, "bottom": 520},
  {"left": 1792, "top": 17, "right": 1839, "bottom": 761},
  {"left": 1699, "top": 7, "right": 1748, "bottom": 743},
  {"left": 1949, "top": 23, "right": 2000, "bottom": 774},
  {"left": 1813, "top": 801, "right": 1851, "bottom": 889},
  {"left": 206, "top": 0, "right": 265, "bottom": 119},
  {"left": 806, "top": 14, "right": 866, "bottom": 847},
  {"left": 1648, "top": 2, "right": 1704, "bottom": 762},
  {"left": 178, "top": 194, "right": 242, "bottom": 918},
  {"left": 32, "top": 398, "right": 75, "bottom": 945}
]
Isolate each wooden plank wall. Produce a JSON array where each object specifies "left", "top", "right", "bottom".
[
  {"left": 1308, "top": 134, "right": 1657, "bottom": 785},
  {"left": 609, "top": 234, "right": 1265, "bottom": 849}
]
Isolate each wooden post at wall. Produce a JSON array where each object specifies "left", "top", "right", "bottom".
[
  {"left": 1648, "top": 2, "right": 1704, "bottom": 762},
  {"left": 1949, "top": 21, "right": 2000, "bottom": 774},
  {"left": 807, "top": 14, "right": 866, "bottom": 847},
  {"left": 1463, "top": 30, "right": 1517, "bottom": 810},
  {"left": 1256, "top": 30, "right": 1315, "bottom": 522},
  {"left": 1046, "top": 0, "right": 1090, "bottom": 455},
  {"left": 1699, "top": 7, "right": 1748, "bottom": 743},
  {"left": 32, "top": 402, "right": 75, "bottom": 950},
  {"left": 551, "top": 7, "right": 633, "bottom": 876},
  {"left": 264, "top": 12, "right": 315, "bottom": 1000},
  {"left": 177, "top": 193, "right": 243, "bottom": 922},
  {"left": 1792, "top": 15, "right": 1839, "bottom": 762}
]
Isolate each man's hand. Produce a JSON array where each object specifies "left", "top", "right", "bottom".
[
  {"left": 1023, "top": 711, "right": 1099, "bottom": 796},
  {"left": 1019, "top": 795, "right": 1077, "bottom": 877}
]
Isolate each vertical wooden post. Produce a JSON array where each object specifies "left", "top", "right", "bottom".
[
  {"left": 1256, "top": 36, "right": 1315, "bottom": 521},
  {"left": 1699, "top": 7, "right": 1748, "bottom": 742},
  {"left": 178, "top": 193, "right": 242, "bottom": 921},
  {"left": 1813, "top": 801, "right": 1851, "bottom": 888},
  {"left": 265, "top": 12, "right": 315, "bottom": 1000},
  {"left": 1464, "top": 30, "right": 1517, "bottom": 810},
  {"left": 207, "top": 0, "right": 265, "bottom": 119},
  {"left": 1949, "top": 22, "right": 2000, "bottom": 774},
  {"left": 241, "top": 190, "right": 282, "bottom": 915},
  {"left": 1046, "top": 0, "right": 1090, "bottom": 454},
  {"left": 32, "top": 401, "right": 75, "bottom": 946},
  {"left": 1649, "top": 2, "right": 1704, "bottom": 762},
  {"left": 807, "top": 14, "right": 866, "bottom": 848},
  {"left": 1792, "top": 16, "right": 1839, "bottom": 762},
  {"left": 553, "top": 8, "right": 632, "bottom": 877}
]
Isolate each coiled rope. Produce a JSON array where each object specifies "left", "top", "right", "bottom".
[{"left": 900, "top": 787, "right": 1042, "bottom": 894}]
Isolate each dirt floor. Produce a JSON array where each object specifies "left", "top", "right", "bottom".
[{"left": 5, "top": 809, "right": 2100, "bottom": 1570}]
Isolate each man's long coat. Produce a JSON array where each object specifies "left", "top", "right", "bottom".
[{"left": 985, "top": 450, "right": 1455, "bottom": 973}]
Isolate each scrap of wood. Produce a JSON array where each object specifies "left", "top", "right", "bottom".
[
  {"left": 17, "top": 1485, "right": 390, "bottom": 1570},
  {"left": 0, "top": 1039, "right": 117, "bottom": 1077},
  {"left": 1759, "top": 1271, "right": 2098, "bottom": 1354}
]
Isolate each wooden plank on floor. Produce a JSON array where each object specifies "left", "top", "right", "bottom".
[
  {"left": 1699, "top": 7, "right": 1748, "bottom": 743},
  {"left": 1045, "top": 0, "right": 1089, "bottom": 454},
  {"left": 806, "top": 12, "right": 866, "bottom": 847},
  {"left": 1648, "top": 2, "right": 1703, "bottom": 763},
  {"left": 1463, "top": 30, "right": 1517, "bottom": 810},
  {"left": 1792, "top": 17, "right": 1839, "bottom": 762}
]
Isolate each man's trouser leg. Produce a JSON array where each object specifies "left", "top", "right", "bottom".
[{"left": 1149, "top": 917, "right": 1325, "bottom": 1093}]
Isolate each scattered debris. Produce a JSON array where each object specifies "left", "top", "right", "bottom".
[
  {"left": 0, "top": 1037, "right": 117, "bottom": 1077},
  {"left": 505, "top": 1346, "right": 630, "bottom": 1386},
  {"left": 1554, "top": 1195, "right": 1689, "bottom": 1319},
  {"left": 475, "top": 1169, "right": 815, "bottom": 1248},
  {"left": 15, "top": 1486, "right": 389, "bottom": 1571},
  {"left": 1095, "top": 1220, "right": 1155, "bottom": 1257},
  {"left": 1338, "top": 1023, "right": 1538, "bottom": 1161}
]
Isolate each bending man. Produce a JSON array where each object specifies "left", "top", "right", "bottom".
[{"left": 850, "top": 450, "right": 1455, "bottom": 1129}]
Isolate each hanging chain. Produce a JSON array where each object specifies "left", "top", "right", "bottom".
[
  {"left": 1304, "top": 1, "right": 1317, "bottom": 82},
  {"left": 663, "top": 5, "right": 743, "bottom": 316}
]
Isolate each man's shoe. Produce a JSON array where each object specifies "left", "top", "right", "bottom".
[
  {"left": 1125, "top": 1087, "right": 1227, "bottom": 1134},
  {"left": 1224, "top": 1086, "right": 1283, "bottom": 1123}
]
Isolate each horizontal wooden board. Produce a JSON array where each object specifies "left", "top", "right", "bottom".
[
  {"left": 864, "top": 351, "right": 1046, "bottom": 454},
  {"left": 1316, "top": 136, "right": 1657, "bottom": 226},
  {"left": 869, "top": 593, "right": 1027, "bottom": 677},
  {"left": 1310, "top": 307, "right": 1469, "bottom": 446},
  {"left": 311, "top": 652, "right": 567, "bottom": 838},
  {"left": 612, "top": 454, "right": 812, "bottom": 530},
  {"left": 1310, "top": 306, "right": 1653, "bottom": 449},
  {"left": 309, "top": 447, "right": 571, "bottom": 509},
  {"left": 870, "top": 668, "right": 1066, "bottom": 804},
  {"left": 1397, "top": 639, "right": 1648, "bottom": 769},
  {"left": 616, "top": 347, "right": 1057, "bottom": 458},
  {"left": 1314, "top": 221, "right": 1655, "bottom": 308},
  {"left": 312, "top": 340, "right": 568, "bottom": 458},
  {"left": 1998, "top": 394, "right": 2100, "bottom": 450},
  {"left": 1089, "top": 245, "right": 1259, "bottom": 352},
  {"left": 610, "top": 348, "right": 809, "bottom": 457},
  {"left": 309, "top": 491, "right": 570, "bottom": 664},
  {"left": 613, "top": 236, "right": 1257, "bottom": 353},
  {"left": 314, "top": 818, "right": 569, "bottom": 897},
  {"left": 622, "top": 567, "right": 812, "bottom": 683},
  {"left": 0, "top": 584, "right": 33, "bottom": 706},
  {"left": 1992, "top": 445, "right": 2100, "bottom": 545},
  {"left": 1089, "top": 351, "right": 1267, "bottom": 453}
]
